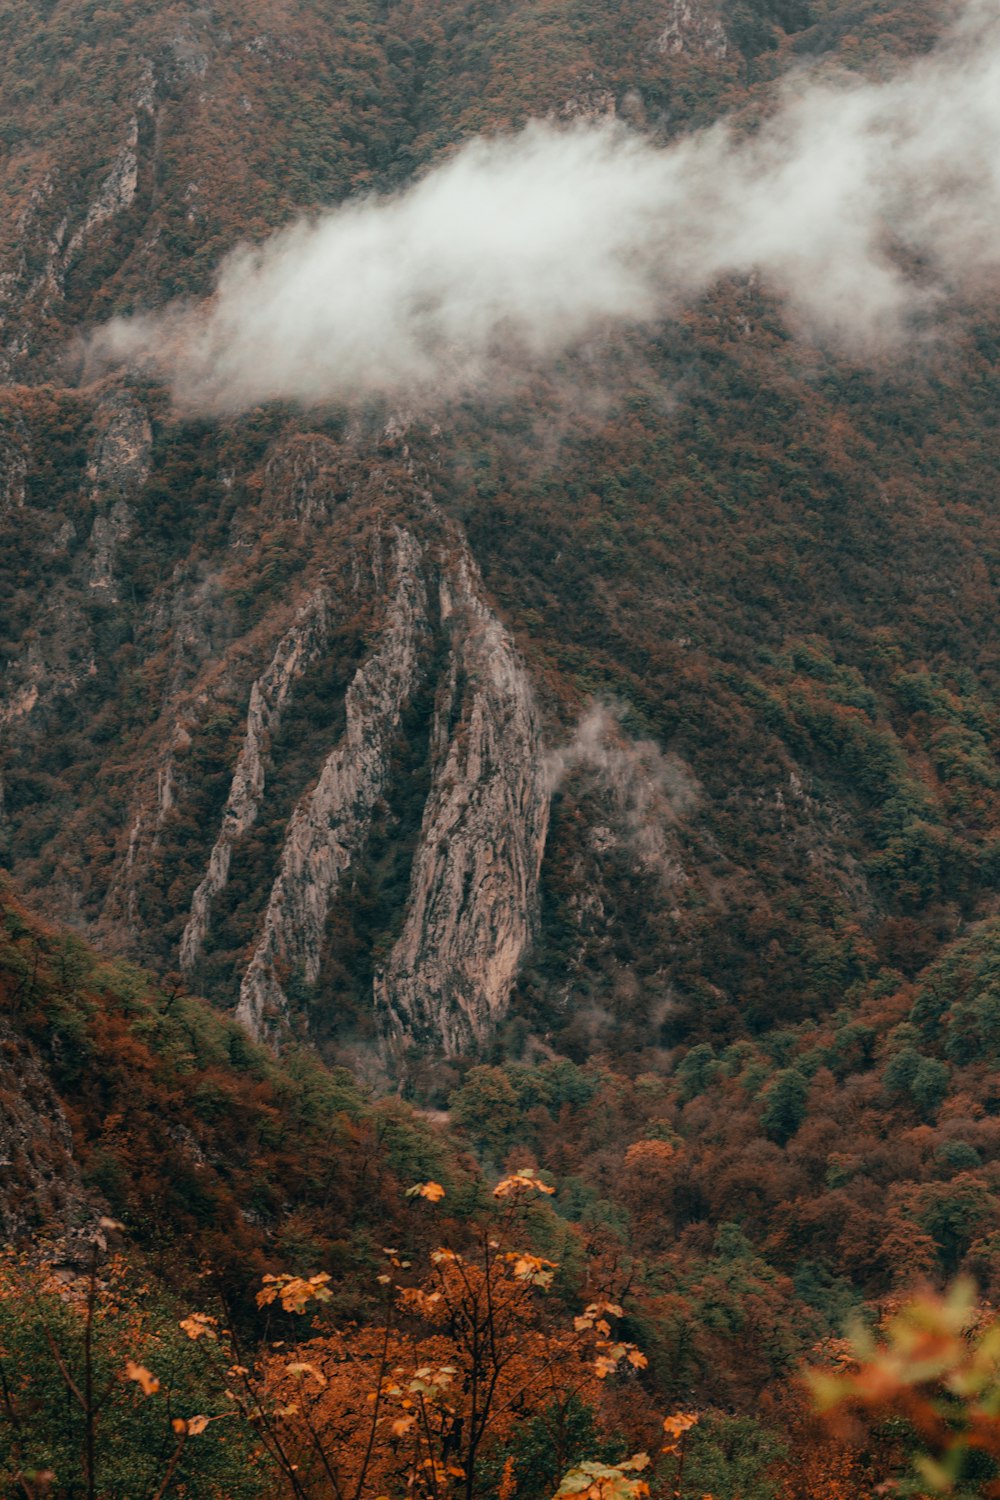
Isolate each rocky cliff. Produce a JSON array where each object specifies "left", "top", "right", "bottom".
[
  {"left": 236, "top": 526, "right": 429, "bottom": 1042},
  {"left": 179, "top": 587, "right": 330, "bottom": 972},
  {"left": 0, "top": 404, "right": 563, "bottom": 1057},
  {"left": 374, "top": 546, "right": 550, "bottom": 1056}
]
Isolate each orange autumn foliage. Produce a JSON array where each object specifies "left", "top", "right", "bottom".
[{"left": 240, "top": 1176, "right": 652, "bottom": 1500}]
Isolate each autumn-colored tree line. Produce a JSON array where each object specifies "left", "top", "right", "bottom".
[{"left": 7, "top": 1169, "right": 1000, "bottom": 1498}]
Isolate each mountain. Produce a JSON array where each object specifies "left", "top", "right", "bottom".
[
  {"left": 3, "top": 0, "right": 1000, "bottom": 1466},
  {"left": 3, "top": 0, "right": 1000, "bottom": 1094},
  {"left": 4, "top": 3, "right": 1000, "bottom": 1492}
]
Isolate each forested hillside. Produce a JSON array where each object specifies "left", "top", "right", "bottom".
[
  {"left": 2, "top": 0, "right": 1000, "bottom": 1492},
  {"left": 2, "top": 0, "right": 999, "bottom": 1077}
]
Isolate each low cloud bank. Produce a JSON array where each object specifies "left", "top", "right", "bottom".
[{"left": 91, "top": 3, "right": 1000, "bottom": 410}]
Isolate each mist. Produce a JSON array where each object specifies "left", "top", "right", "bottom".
[
  {"left": 546, "top": 705, "right": 698, "bottom": 890},
  {"left": 91, "top": 1, "right": 1000, "bottom": 411}
]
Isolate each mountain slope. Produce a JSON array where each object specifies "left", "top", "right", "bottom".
[
  {"left": 1, "top": 0, "right": 999, "bottom": 1079},
  {"left": 0, "top": 874, "right": 471, "bottom": 1303}
]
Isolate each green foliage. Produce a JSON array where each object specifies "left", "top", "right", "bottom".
[
  {"left": 0, "top": 1253, "right": 264, "bottom": 1498},
  {"left": 0, "top": 882, "right": 469, "bottom": 1305},
  {"left": 884, "top": 1045, "right": 950, "bottom": 1120},
  {"left": 480, "top": 1396, "right": 625, "bottom": 1500},
  {"left": 682, "top": 1412, "right": 787, "bottom": 1499},
  {"left": 676, "top": 1044, "right": 723, "bottom": 1103},
  {"left": 450, "top": 1065, "right": 521, "bottom": 1159},
  {"left": 759, "top": 1068, "right": 809, "bottom": 1144}
]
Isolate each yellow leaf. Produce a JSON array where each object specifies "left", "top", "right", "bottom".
[
  {"left": 186, "top": 1415, "right": 210, "bottom": 1436},
  {"left": 406, "top": 1181, "right": 446, "bottom": 1202},
  {"left": 287, "top": 1362, "right": 327, "bottom": 1388},
  {"left": 257, "top": 1271, "right": 332, "bottom": 1314},
  {"left": 663, "top": 1412, "right": 699, "bottom": 1438},
  {"left": 493, "top": 1169, "right": 556, "bottom": 1199},
  {"left": 180, "top": 1313, "right": 218, "bottom": 1341},
  {"left": 124, "top": 1360, "right": 160, "bottom": 1396}
]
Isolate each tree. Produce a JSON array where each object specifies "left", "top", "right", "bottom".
[
  {"left": 225, "top": 1171, "right": 653, "bottom": 1500},
  {"left": 759, "top": 1070, "right": 809, "bottom": 1146},
  {"left": 0, "top": 1231, "right": 262, "bottom": 1500}
]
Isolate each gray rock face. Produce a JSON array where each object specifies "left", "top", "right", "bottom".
[
  {"left": 3, "top": 397, "right": 556, "bottom": 1057},
  {"left": 373, "top": 546, "right": 550, "bottom": 1057},
  {"left": 86, "top": 390, "right": 152, "bottom": 596},
  {"left": 178, "top": 587, "right": 330, "bottom": 971},
  {"left": 656, "top": 0, "right": 729, "bottom": 57},
  {"left": 0, "top": 66, "right": 155, "bottom": 376},
  {"left": 88, "top": 390, "right": 153, "bottom": 497},
  {"left": 0, "top": 415, "right": 28, "bottom": 514},
  {"left": 88, "top": 499, "right": 133, "bottom": 592},
  {"left": 236, "top": 527, "right": 429, "bottom": 1042},
  {"left": 63, "top": 115, "right": 143, "bottom": 267}
]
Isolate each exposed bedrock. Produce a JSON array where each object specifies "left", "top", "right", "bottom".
[
  {"left": 373, "top": 545, "right": 550, "bottom": 1057},
  {"left": 178, "top": 587, "right": 330, "bottom": 971},
  {"left": 235, "top": 527, "right": 429, "bottom": 1043}
]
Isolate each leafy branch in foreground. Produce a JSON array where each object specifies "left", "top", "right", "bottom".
[{"left": 808, "top": 1280, "right": 1000, "bottom": 1497}]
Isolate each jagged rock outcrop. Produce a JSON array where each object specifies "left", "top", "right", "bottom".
[
  {"left": 0, "top": 414, "right": 28, "bottom": 514},
  {"left": 179, "top": 588, "right": 330, "bottom": 970},
  {"left": 88, "top": 500, "right": 133, "bottom": 592},
  {"left": 0, "top": 387, "right": 150, "bottom": 741},
  {"left": 0, "top": 65, "right": 156, "bottom": 376},
  {"left": 236, "top": 528, "right": 428, "bottom": 1042},
  {"left": 556, "top": 78, "right": 617, "bottom": 121},
  {"left": 86, "top": 388, "right": 153, "bottom": 593},
  {"left": 261, "top": 434, "right": 349, "bottom": 525},
  {"left": 88, "top": 389, "right": 153, "bottom": 497},
  {"left": 373, "top": 546, "right": 550, "bottom": 1057},
  {"left": 63, "top": 112, "right": 144, "bottom": 268},
  {"left": 102, "top": 720, "right": 191, "bottom": 944},
  {"left": 656, "top": 0, "right": 729, "bottom": 57}
]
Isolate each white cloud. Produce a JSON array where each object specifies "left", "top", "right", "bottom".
[{"left": 89, "top": 2, "right": 1000, "bottom": 410}]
